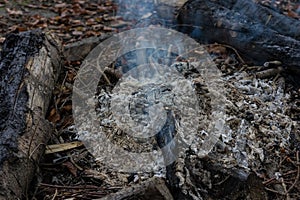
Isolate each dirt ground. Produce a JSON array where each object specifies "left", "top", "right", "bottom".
[{"left": 0, "top": 0, "right": 299, "bottom": 199}]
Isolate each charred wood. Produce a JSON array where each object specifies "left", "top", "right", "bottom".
[
  {"left": 176, "top": 0, "right": 300, "bottom": 74},
  {"left": 0, "top": 30, "right": 62, "bottom": 200}
]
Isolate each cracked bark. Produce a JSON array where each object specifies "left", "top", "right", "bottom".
[
  {"left": 0, "top": 30, "right": 62, "bottom": 200},
  {"left": 176, "top": 0, "right": 300, "bottom": 74}
]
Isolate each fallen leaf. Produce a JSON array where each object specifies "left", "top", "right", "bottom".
[
  {"left": 27, "top": 19, "right": 40, "bottom": 26},
  {"left": 85, "top": 10, "right": 97, "bottom": 15},
  {"left": 17, "top": 26, "right": 28, "bottom": 32},
  {"left": 72, "top": 30, "right": 83, "bottom": 36},
  {"left": 62, "top": 104, "right": 72, "bottom": 112},
  {"left": 55, "top": 3, "right": 67, "bottom": 9},
  {"left": 70, "top": 19, "right": 82, "bottom": 26},
  {"left": 26, "top": 4, "right": 39, "bottom": 9},
  {"left": 78, "top": 0, "right": 85, "bottom": 4},
  {"left": 0, "top": 37, "right": 5, "bottom": 43},
  {"left": 48, "top": 108, "right": 61, "bottom": 123},
  {"left": 61, "top": 115, "right": 74, "bottom": 128},
  {"left": 110, "top": 20, "right": 131, "bottom": 28},
  {"left": 141, "top": 12, "right": 152, "bottom": 19},
  {"left": 85, "top": 30, "right": 98, "bottom": 37},
  {"left": 67, "top": 70, "right": 76, "bottom": 81},
  {"left": 37, "top": 23, "right": 48, "bottom": 28},
  {"left": 60, "top": 9, "right": 70, "bottom": 18},
  {"left": 287, "top": 10, "right": 299, "bottom": 19},
  {"left": 92, "top": 24, "right": 103, "bottom": 31},
  {"left": 103, "top": 26, "right": 116, "bottom": 31},
  {"left": 6, "top": 8, "right": 23, "bottom": 15},
  {"left": 86, "top": 18, "right": 96, "bottom": 26},
  {"left": 94, "top": 17, "right": 103, "bottom": 22},
  {"left": 208, "top": 44, "right": 227, "bottom": 55}
]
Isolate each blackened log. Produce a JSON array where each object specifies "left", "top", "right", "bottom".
[
  {"left": 63, "top": 33, "right": 112, "bottom": 62},
  {"left": 176, "top": 0, "right": 300, "bottom": 73},
  {"left": 0, "top": 30, "right": 62, "bottom": 200}
]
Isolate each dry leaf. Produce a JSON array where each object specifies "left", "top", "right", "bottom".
[
  {"left": 0, "top": 37, "right": 5, "bottom": 43},
  {"left": 55, "top": 3, "right": 67, "bottom": 9},
  {"left": 62, "top": 104, "right": 72, "bottom": 112},
  {"left": 287, "top": 10, "right": 299, "bottom": 19},
  {"left": 48, "top": 108, "right": 61, "bottom": 123},
  {"left": 92, "top": 24, "right": 103, "bottom": 31},
  {"left": 26, "top": 4, "right": 39, "bottom": 8},
  {"left": 67, "top": 70, "right": 76, "bottom": 81},
  {"left": 72, "top": 30, "right": 83, "bottom": 36},
  {"left": 17, "top": 27, "right": 28, "bottom": 32},
  {"left": 86, "top": 18, "right": 96, "bottom": 26},
  {"left": 6, "top": 8, "right": 23, "bottom": 15},
  {"left": 61, "top": 115, "right": 74, "bottom": 128},
  {"left": 208, "top": 44, "right": 227, "bottom": 54},
  {"left": 85, "top": 30, "right": 98, "bottom": 37}
]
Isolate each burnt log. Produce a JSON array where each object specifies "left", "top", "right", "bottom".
[
  {"left": 0, "top": 30, "right": 62, "bottom": 199},
  {"left": 176, "top": 0, "right": 300, "bottom": 73},
  {"left": 63, "top": 33, "right": 112, "bottom": 62}
]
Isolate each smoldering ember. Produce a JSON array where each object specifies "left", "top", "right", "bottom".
[{"left": 0, "top": 0, "right": 299, "bottom": 199}]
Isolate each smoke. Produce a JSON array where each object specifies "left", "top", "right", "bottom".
[
  {"left": 73, "top": 1, "right": 226, "bottom": 173},
  {"left": 114, "top": 0, "right": 178, "bottom": 28}
]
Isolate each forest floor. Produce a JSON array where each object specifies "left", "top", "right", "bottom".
[{"left": 0, "top": 0, "right": 299, "bottom": 199}]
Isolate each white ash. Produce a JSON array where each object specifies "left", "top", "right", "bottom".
[
  {"left": 76, "top": 59, "right": 296, "bottom": 192},
  {"left": 189, "top": 69, "right": 294, "bottom": 172}
]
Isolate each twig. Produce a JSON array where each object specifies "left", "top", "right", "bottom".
[
  {"left": 287, "top": 151, "right": 300, "bottom": 193},
  {"left": 263, "top": 170, "right": 297, "bottom": 185},
  {"left": 278, "top": 177, "right": 289, "bottom": 199},
  {"left": 69, "top": 152, "right": 84, "bottom": 171},
  {"left": 29, "top": 143, "right": 46, "bottom": 159},
  {"left": 279, "top": 155, "right": 288, "bottom": 168},
  {"left": 201, "top": 43, "right": 246, "bottom": 65},
  {"left": 219, "top": 44, "right": 246, "bottom": 64},
  {"left": 51, "top": 189, "right": 58, "bottom": 200},
  {"left": 265, "top": 187, "right": 286, "bottom": 196},
  {"left": 214, "top": 175, "right": 231, "bottom": 186},
  {"left": 39, "top": 183, "right": 102, "bottom": 190},
  {"left": 39, "top": 183, "right": 122, "bottom": 190}
]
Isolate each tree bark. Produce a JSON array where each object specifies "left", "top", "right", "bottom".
[
  {"left": 63, "top": 33, "right": 112, "bottom": 62},
  {"left": 0, "top": 30, "right": 62, "bottom": 200},
  {"left": 176, "top": 0, "right": 300, "bottom": 74}
]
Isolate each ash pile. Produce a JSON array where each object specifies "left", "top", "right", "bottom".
[
  {"left": 174, "top": 57, "right": 300, "bottom": 199},
  {"left": 78, "top": 46, "right": 300, "bottom": 199},
  {"left": 71, "top": 0, "right": 300, "bottom": 199}
]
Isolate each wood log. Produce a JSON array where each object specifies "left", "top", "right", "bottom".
[
  {"left": 63, "top": 33, "right": 112, "bottom": 62},
  {"left": 0, "top": 30, "right": 62, "bottom": 200},
  {"left": 176, "top": 0, "right": 300, "bottom": 74}
]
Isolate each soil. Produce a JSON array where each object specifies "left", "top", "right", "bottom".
[{"left": 0, "top": 0, "right": 299, "bottom": 199}]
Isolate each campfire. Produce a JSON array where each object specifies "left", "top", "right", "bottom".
[{"left": 0, "top": 0, "right": 299, "bottom": 199}]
